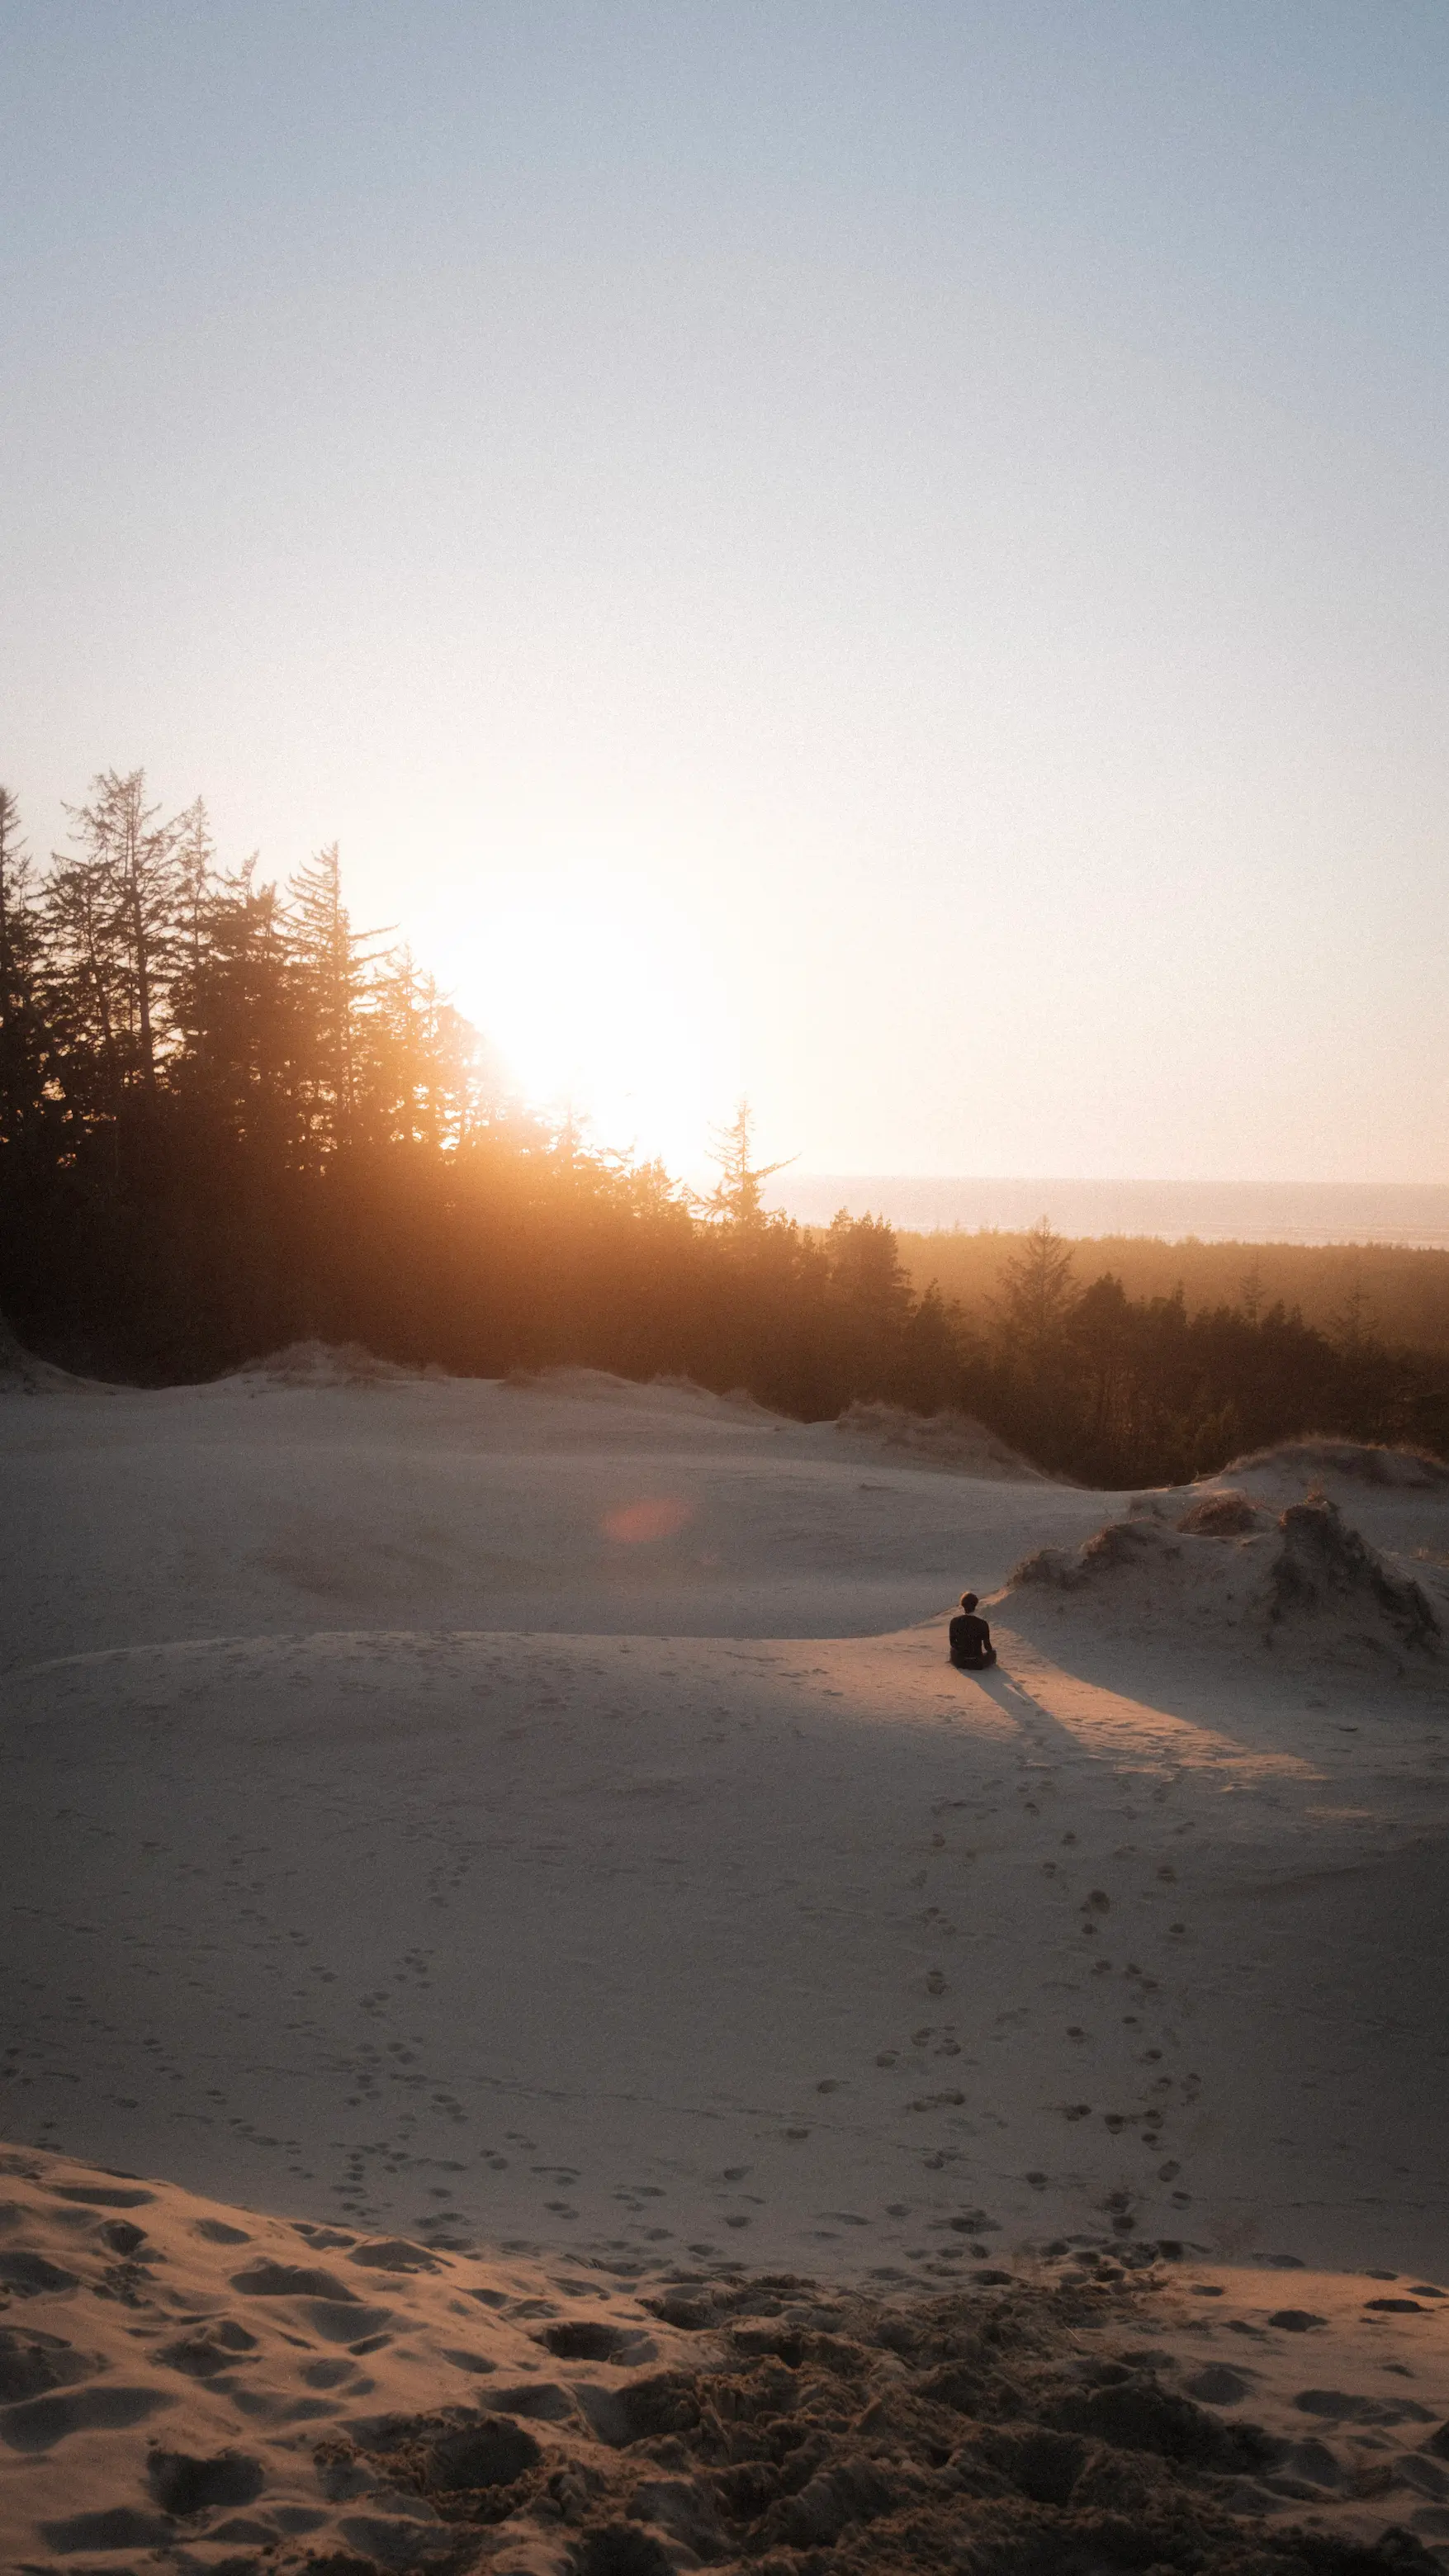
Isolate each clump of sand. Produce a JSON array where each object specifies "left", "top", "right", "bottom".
[
  {"left": 833, "top": 1399, "right": 1050, "bottom": 1480},
  {"left": 1009, "top": 1494, "right": 1442, "bottom": 1674},
  {"left": 1267, "top": 1494, "right": 1442, "bottom": 1652},
  {"left": 2, "top": 2140, "right": 1442, "bottom": 2575}
]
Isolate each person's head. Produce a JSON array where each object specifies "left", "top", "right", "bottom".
[{"left": 960, "top": 1592, "right": 978, "bottom": 1612}]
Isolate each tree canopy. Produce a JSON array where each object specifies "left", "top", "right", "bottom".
[{"left": 2, "top": 766, "right": 1442, "bottom": 1486}]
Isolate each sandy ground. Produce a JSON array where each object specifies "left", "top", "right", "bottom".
[
  {"left": 6, "top": 1364, "right": 1449, "bottom": 2566},
  {"left": 0, "top": 1368, "right": 1076, "bottom": 1670},
  {"left": 7, "top": 2141, "right": 1449, "bottom": 2572}
]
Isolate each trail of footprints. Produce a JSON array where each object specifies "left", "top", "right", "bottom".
[
  {"left": 792, "top": 1696, "right": 1219, "bottom": 2271},
  {"left": 8, "top": 1686, "right": 1216, "bottom": 2282}
]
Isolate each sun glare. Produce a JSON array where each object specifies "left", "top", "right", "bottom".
[{"left": 442, "top": 874, "right": 736, "bottom": 1172}]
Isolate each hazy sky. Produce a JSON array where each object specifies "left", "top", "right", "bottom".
[{"left": 2, "top": 2, "right": 1447, "bottom": 1181}]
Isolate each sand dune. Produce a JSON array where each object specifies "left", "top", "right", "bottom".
[
  {"left": 6, "top": 1369, "right": 1449, "bottom": 2566},
  {"left": 1, "top": 1367, "right": 1102, "bottom": 1672},
  {"left": 1009, "top": 1488, "right": 1446, "bottom": 1673}
]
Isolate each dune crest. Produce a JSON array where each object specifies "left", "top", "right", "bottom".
[
  {"left": 222, "top": 1339, "right": 429, "bottom": 1390},
  {"left": 832, "top": 1398, "right": 1051, "bottom": 1480}
]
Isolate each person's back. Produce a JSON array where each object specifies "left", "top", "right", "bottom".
[{"left": 949, "top": 1592, "right": 996, "bottom": 1669}]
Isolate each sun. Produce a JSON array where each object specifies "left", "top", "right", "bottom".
[{"left": 442, "top": 870, "right": 736, "bottom": 1172}]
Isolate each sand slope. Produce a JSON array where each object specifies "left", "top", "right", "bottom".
[
  {"left": 4, "top": 2139, "right": 1449, "bottom": 2573},
  {"left": 9, "top": 1605, "right": 1449, "bottom": 2288},
  {"left": 1, "top": 1370, "right": 1101, "bottom": 1671}
]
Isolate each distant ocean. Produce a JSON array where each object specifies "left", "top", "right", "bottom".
[{"left": 764, "top": 1177, "right": 1449, "bottom": 1251}]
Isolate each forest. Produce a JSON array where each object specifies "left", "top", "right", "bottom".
[
  {"left": 2, "top": 768, "right": 1446, "bottom": 1489},
  {"left": 893, "top": 1225, "right": 1449, "bottom": 1359}
]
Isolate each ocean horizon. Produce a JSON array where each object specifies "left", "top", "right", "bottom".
[{"left": 764, "top": 1176, "right": 1449, "bottom": 1249}]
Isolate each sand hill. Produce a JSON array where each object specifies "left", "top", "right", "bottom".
[{"left": 1008, "top": 1491, "right": 1445, "bottom": 1676}]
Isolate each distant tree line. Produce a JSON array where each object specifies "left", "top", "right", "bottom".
[
  {"left": 2, "top": 769, "right": 1445, "bottom": 1485},
  {"left": 961, "top": 1221, "right": 1448, "bottom": 1485},
  {"left": 894, "top": 1223, "right": 1449, "bottom": 1361}
]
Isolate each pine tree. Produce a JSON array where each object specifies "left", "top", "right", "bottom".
[
  {"left": 703, "top": 1100, "right": 792, "bottom": 1230},
  {"left": 59, "top": 769, "right": 183, "bottom": 1096},
  {"left": 0, "top": 788, "right": 50, "bottom": 1148},
  {"left": 825, "top": 1208, "right": 915, "bottom": 1400},
  {"left": 288, "top": 845, "right": 390, "bottom": 1157},
  {"left": 369, "top": 945, "right": 454, "bottom": 1149},
  {"left": 169, "top": 857, "right": 304, "bottom": 1151},
  {"left": 826, "top": 1209, "right": 912, "bottom": 1328},
  {"left": 173, "top": 798, "right": 215, "bottom": 989},
  {"left": 43, "top": 845, "right": 128, "bottom": 1121},
  {"left": 997, "top": 1216, "right": 1077, "bottom": 1371}
]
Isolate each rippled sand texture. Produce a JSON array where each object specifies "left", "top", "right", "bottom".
[{"left": 4, "top": 2142, "right": 1449, "bottom": 2573}]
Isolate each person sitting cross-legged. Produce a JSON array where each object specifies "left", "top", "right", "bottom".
[{"left": 949, "top": 1591, "right": 997, "bottom": 1670}]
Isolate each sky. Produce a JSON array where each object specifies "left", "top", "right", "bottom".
[{"left": 2, "top": 1, "right": 1447, "bottom": 1183}]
